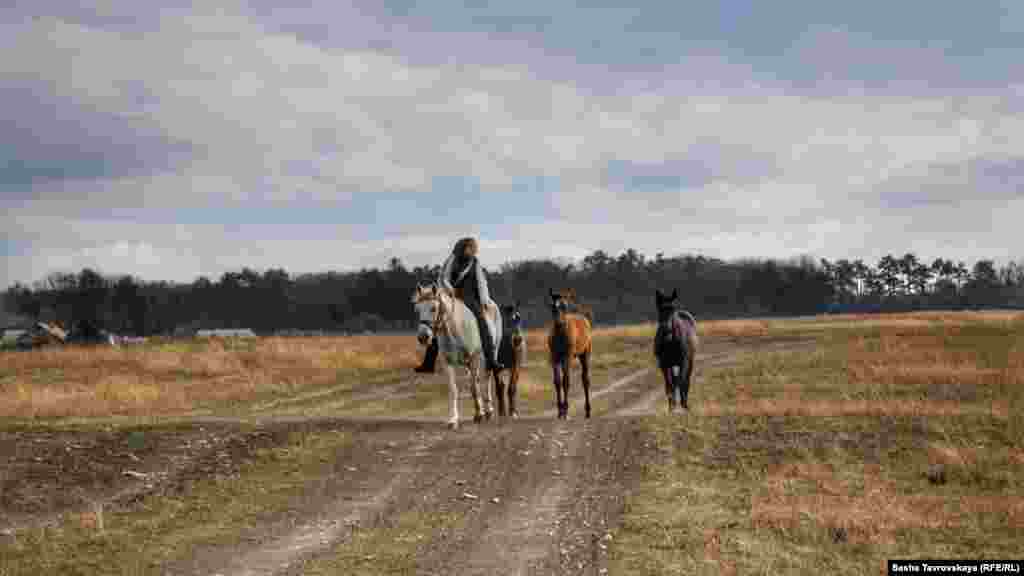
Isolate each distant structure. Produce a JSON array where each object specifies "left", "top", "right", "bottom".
[
  {"left": 2, "top": 328, "right": 27, "bottom": 346},
  {"left": 9, "top": 322, "right": 68, "bottom": 350},
  {"left": 196, "top": 328, "right": 257, "bottom": 338}
]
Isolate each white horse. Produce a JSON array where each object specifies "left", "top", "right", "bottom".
[{"left": 412, "top": 282, "right": 502, "bottom": 429}]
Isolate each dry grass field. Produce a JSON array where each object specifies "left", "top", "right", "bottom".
[
  {"left": 1, "top": 310, "right": 1021, "bottom": 575},
  {"left": 609, "top": 311, "right": 1024, "bottom": 575}
]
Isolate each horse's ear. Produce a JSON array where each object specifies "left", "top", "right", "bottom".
[
  {"left": 567, "top": 288, "right": 577, "bottom": 300},
  {"left": 671, "top": 288, "right": 678, "bottom": 300},
  {"left": 655, "top": 288, "right": 664, "bottom": 300},
  {"left": 515, "top": 299, "right": 521, "bottom": 308}
]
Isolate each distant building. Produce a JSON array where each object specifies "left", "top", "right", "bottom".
[
  {"left": 2, "top": 328, "right": 27, "bottom": 346},
  {"left": 196, "top": 328, "right": 257, "bottom": 338},
  {"left": 11, "top": 322, "right": 68, "bottom": 350}
]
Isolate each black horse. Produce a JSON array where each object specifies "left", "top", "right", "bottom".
[
  {"left": 492, "top": 301, "right": 526, "bottom": 419},
  {"left": 654, "top": 288, "right": 699, "bottom": 411}
]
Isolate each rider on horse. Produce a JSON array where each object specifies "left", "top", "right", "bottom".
[{"left": 415, "top": 237, "right": 503, "bottom": 373}]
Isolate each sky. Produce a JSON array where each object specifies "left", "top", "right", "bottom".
[{"left": 2, "top": 0, "right": 1022, "bottom": 288}]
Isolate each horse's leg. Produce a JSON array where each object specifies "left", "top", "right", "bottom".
[
  {"left": 508, "top": 363, "right": 519, "bottom": 419},
  {"left": 673, "top": 366, "right": 681, "bottom": 411},
  {"left": 469, "top": 359, "right": 483, "bottom": 423},
  {"left": 446, "top": 365, "right": 460, "bottom": 430},
  {"left": 494, "top": 370, "right": 506, "bottom": 418},
  {"left": 580, "top": 351, "right": 592, "bottom": 419},
  {"left": 682, "top": 353, "right": 694, "bottom": 411},
  {"left": 565, "top": 358, "right": 573, "bottom": 416},
  {"left": 661, "top": 366, "right": 673, "bottom": 410},
  {"left": 552, "top": 363, "right": 563, "bottom": 419},
  {"left": 483, "top": 365, "right": 494, "bottom": 420}
]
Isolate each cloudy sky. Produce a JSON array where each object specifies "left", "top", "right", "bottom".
[{"left": 2, "top": 1, "right": 1022, "bottom": 287}]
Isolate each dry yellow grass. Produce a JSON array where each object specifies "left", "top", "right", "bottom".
[
  {"left": 700, "top": 399, "right": 1008, "bottom": 418},
  {"left": 752, "top": 457, "right": 1024, "bottom": 546},
  {"left": 534, "top": 309, "right": 1024, "bottom": 353},
  {"left": 3, "top": 310, "right": 1020, "bottom": 421},
  {"left": 752, "top": 461, "right": 944, "bottom": 544},
  {"left": 0, "top": 335, "right": 422, "bottom": 419},
  {"left": 0, "top": 323, "right": 654, "bottom": 420},
  {"left": 589, "top": 319, "right": 769, "bottom": 339}
]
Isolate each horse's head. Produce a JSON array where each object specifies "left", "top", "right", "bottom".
[
  {"left": 413, "top": 283, "right": 450, "bottom": 345},
  {"left": 502, "top": 300, "right": 524, "bottom": 347},
  {"left": 655, "top": 288, "right": 679, "bottom": 322},
  {"left": 548, "top": 288, "right": 572, "bottom": 319}
]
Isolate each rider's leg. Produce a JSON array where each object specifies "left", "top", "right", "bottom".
[
  {"left": 465, "top": 299, "right": 501, "bottom": 371},
  {"left": 414, "top": 336, "right": 439, "bottom": 373}
]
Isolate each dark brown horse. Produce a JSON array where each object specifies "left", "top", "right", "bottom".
[
  {"left": 547, "top": 288, "right": 593, "bottom": 419},
  {"left": 654, "top": 288, "right": 699, "bottom": 412},
  {"left": 492, "top": 301, "right": 526, "bottom": 419}
]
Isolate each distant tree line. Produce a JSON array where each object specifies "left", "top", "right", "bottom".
[{"left": 3, "top": 251, "right": 1023, "bottom": 336}]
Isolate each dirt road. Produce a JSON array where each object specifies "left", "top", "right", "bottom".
[{"left": 0, "top": 336, "right": 814, "bottom": 575}]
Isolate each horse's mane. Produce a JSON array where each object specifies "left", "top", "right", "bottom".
[
  {"left": 573, "top": 304, "right": 594, "bottom": 323},
  {"left": 675, "top": 309, "right": 696, "bottom": 326},
  {"left": 560, "top": 293, "right": 593, "bottom": 323},
  {"left": 657, "top": 308, "right": 696, "bottom": 343}
]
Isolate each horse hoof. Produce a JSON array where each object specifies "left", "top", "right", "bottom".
[
  {"left": 510, "top": 411, "right": 519, "bottom": 420},
  {"left": 473, "top": 414, "right": 483, "bottom": 424},
  {"left": 447, "top": 421, "right": 459, "bottom": 430}
]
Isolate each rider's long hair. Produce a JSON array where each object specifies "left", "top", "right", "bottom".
[{"left": 452, "top": 237, "right": 478, "bottom": 270}]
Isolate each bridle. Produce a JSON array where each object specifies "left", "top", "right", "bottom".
[
  {"left": 550, "top": 297, "right": 569, "bottom": 324},
  {"left": 419, "top": 289, "right": 449, "bottom": 336}
]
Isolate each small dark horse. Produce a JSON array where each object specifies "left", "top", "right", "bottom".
[
  {"left": 492, "top": 301, "right": 526, "bottom": 419},
  {"left": 654, "top": 288, "right": 699, "bottom": 412},
  {"left": 547, "top": 288, "right": 593, "bottom": 419}
]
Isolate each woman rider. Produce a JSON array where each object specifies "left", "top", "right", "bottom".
[{"left": 414, "top": 237, "right": 503, "bottom": 373}]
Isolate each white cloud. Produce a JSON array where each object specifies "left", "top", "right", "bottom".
[{"left": 2, "top": 4, "right": 1023, "bottom": 288}]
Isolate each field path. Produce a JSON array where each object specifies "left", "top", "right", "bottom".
[{"left": 159, "top": 370, "right": 656, "bottom": 576}]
